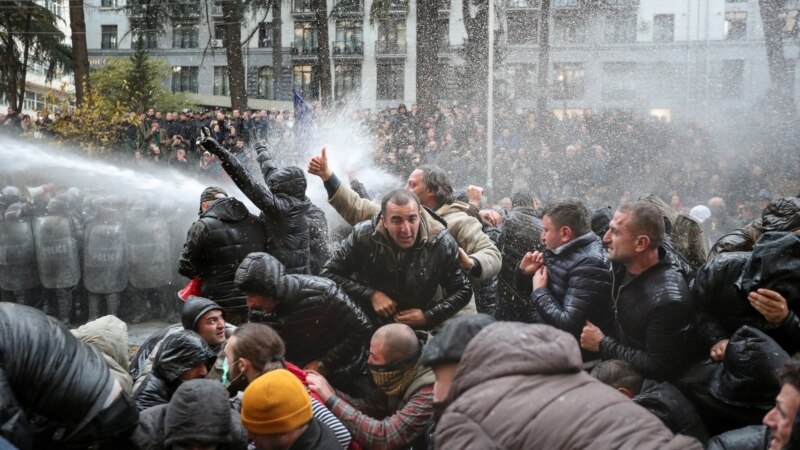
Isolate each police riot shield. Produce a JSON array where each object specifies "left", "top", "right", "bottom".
[
  {"left": 126, "top": 216, "right": 171, "bottom": 289},
  {"left": 83, "top": 220, "right": 128, "bottom": 294},
  {"left": 32, "top": 215, "right": 81, "bottom": 289},
  {"left": 0, "top": 219, "right": 40, "bottom": 291}
]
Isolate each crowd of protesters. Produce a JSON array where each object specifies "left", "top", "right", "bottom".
[{"left": 1, "top": 99, "right": 799, "bottom": 450}]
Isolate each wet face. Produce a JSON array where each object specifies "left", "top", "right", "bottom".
[
  {"left": 764, "top": 383, "right": 800, "bottom": 450},
  {"left": 603, "top": 211, "right": 638, "bottom": 263},
  {"left": 380, "top": 200, "right": 420, "bottom": 250},
  {"left": 432, "top": 363, "right": 458, "bottom": 405},
  {"left": 367, "top": 338, "right": 387, "bottom": 366},
  {"left": 405, "top": 170, "right": 433, "bottom": 205},
  {"left": 541, "top": 215, "right": 570, "bottom": 251},
  {"left": 196, "top": 309, "right": 226, "bottom": 346},
  {"left": 180, "top": 362, "right": 209, "bottom": 381}
]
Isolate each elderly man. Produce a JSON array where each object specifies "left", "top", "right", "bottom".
[
  {"left": 321, "top": 190, "right": 472, "bottom": 331},
  {"left": 580, "top": 202, "right": 701, "bottom": 381},
  {"left": 307, "top": 324, "right": 435, "bottom": 450}
]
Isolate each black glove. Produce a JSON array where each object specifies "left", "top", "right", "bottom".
[{"left": 199, "top": 126, "right": 225, "bottom": 155}]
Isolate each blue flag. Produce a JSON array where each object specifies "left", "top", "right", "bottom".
[{"left": 293, "top": 89, "right": 312, "bottom": 130}]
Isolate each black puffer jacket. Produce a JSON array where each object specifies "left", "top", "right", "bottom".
[
  {"left": 706, "top": 425, "right": 769, "bottom": 450},
  {"left": 515, "top": 232, "right": 613, "bottom": 341},
  {"left": 709, "top": 197, "right": 800, "bottom": 258},
  {"left": 178, "top": 197, "right": 265, "bottom": 314},
  {"left": 132, "top": 330, "right": 216, "bottom": 412},
  {"left": 235, "top": 252, "right": 372, "bottom": 380},
  {"left": 494, "top": 206, "right": 545, "bottom": 322},
  {"left": 599, "top": 247, "right": 702, "bottom": 381},
  {"left": 0, "top": 304, "right": 119, "bottom": 449},
  {"left": 633, "top": 380, "right": 709, "bottom": 444},
  {"left": 202, "top": 138, "right": 311, "bottom": 274},
  {"left": 321, "top": 212, "right": 473, "bottom": 329},
  {"left": 307, "top": 203, "right": 331, "bottom": 276}
]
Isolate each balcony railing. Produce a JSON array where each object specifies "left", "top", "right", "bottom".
[
  {"left": 290, "top": 42, "right": 319, "bottom": 56},
  {"left": 333, "top": 0, "right": 363, "bottom": 15},
  {"left": 375, "top": 40, "right": 406, "bottom": 56},
  {"left": 507, "top": 0, "right": 538, "bottom": 8},
  {"left": 388, "top": 0, "right": 406, "bottom": 13},
  {"left": 332, "top": 40, "right": 364, "bottom": 56}
]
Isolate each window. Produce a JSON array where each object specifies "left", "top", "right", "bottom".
[
  {"left": 553, "top": 15, "right": 586, "bottom": 44},
  {"left": 293, "top": 64, "right": 316, "bottom": 99},
  {"left": 172, "top": 24, "right": 199, "bottom": 48},
  {"left": 602, "top": 62, "right": 636, "bottom": 100},
  {"left": 553, "top": 63, "right": 585, "bottom": 99},
  {"left": 605, "top": 14, "right": 636, "bottom": 44},
  {"left": 257, "top": 66, "right": 275, "bottom": 99},
  {"left": 508, "top": 13, "right": 537, "bottom": 45},
  {"left": 172, "top": 66, "right": 199, "bottom": 93},
  {"left": 507, "top": 0, "right": 538, "bottom": 8},
  {"left": 438, "top": 18, "right": 449, "bottom": 51},
  {"left": 131, "top": 20, "right": 158, "bottom": 49},
  {"left": 293, "top": 0, "right": 315, "bottom": 13},
  {"left": 101, "top": 25, "right": 118, "bottom": 49},
  {"left": 725, "top": 11, "right": 747, "bottom": 40},
  {"left": 335, "top": 64, "right": 361, "bottom": 100},
  {"left": 214, "top": 24, "right": 226, "bottom": 47},
  {"left": 377, "top": 63, "right": 404, "bottom": 100},
  {"left": 781, "top": 10, "right": 799, "bottom": 37},
  {"left": 100, "top": 0, "right": 116, "bottom": 7},
  {"left": 214, "top": 66, "right": 229, "bottom": 96},
  {"left": 258, "top": 23, "right": 273, "bottom": 47},
  {"left": 719, "top": 59, "right": 744, "bottom": 98},
  {"left": 334, "top": 20, "right": 363, "bottom": 54},
  {"left": 509, "top": 64, "right": 535, "bottom": 99},
  {"left": 653, "top": 14, "right": 674, "bottom": 43},
  {"left": 294, "top": 22, "right": 318, "bottom": 54},
  {"left": 377, "top": 19, "right": 406, "bottom": 53}
]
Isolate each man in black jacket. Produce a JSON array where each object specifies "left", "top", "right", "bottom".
[
  {"left": 515, "top": 198, "right": 612, "bottom": 353},
  {"left": 321, "top": 189, "right": 472, "bottom": 331},
  {"left": 234, "top": 252, "right": 372, "bottom": 388},
  {"left": 580, "top": 201, "right": 701, "bottom": 381},
  {"left": 200, "top": 130, "right": 312, "bottom": 275},
  {"left": 178, "top": 186, "right": 265, "bottom": 325}
]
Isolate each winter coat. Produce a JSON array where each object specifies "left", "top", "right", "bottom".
[
  {"left": 132, "top": 331, "right": 217, "bottom": 412},
  {"left": 235, "top": 252, "right": 372, "bottom": 380},
  {"left": 130, "top": 379, "right": 247, "bottom": 450},
  {"left": 212, "top": 142, "right": 312, "bottom": 274},
  {"left": 599, "top": 247, "right": 702, "bottom": 381},
  {"left": 291, "top": 418, "right": 343, "bottom": 450},
  {"left": 709, "top": 197, "right": 800, "bottom": 258},
  {"left": 633, "top": 380, "right": 709, "bottom": 443},
  {"left": 514, "top": 232, "right": 613, "bottom": 342},
  {"left": 0, "top": 303, "right": 117, "bottom": 449},
  {"left": 307, "top": 203, "right": 331, "bottom": 276},
  {"left": 706, "top": 425, "right": 769, "bottom": 450},
  {"left": 680, "top": 326, "right": 788, "bottom": 436},
  {"left": 178, "top": 197, "right": 266, "bottom": 315},
  {"left": 321, "top": 211, "right": 473, "bottom": 330},
  {"left": 493, "top": 206, "right": 545, "bottom": 322},
  {"left": 71, "top": 315, "right": 134, "bottom": 395},
  {"left": 435, "top": 323, "right": 703, "bottom": 450},
  {"left": 641, "top": 194, "right": 709, "bottom": 270}
]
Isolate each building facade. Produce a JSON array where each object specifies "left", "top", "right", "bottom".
[{"left": 83, "top": 0, "right": 800, "bottom": 119}]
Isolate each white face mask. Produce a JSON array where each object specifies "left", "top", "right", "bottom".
[{"left": 223, "top": 358, "right": 245, "bottom": 388}]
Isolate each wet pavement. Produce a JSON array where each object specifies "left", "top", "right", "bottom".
[{"left": 128, "top": 321, "right": 170, "bottom": 347}]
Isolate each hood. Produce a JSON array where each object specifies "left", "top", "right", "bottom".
[
  {"left": 640, "top": 194, "right": 678, "bottom": 232},
  {"left": 181, "top": 296, "right": 225, "bottom": 332},
  {"left": 70, "top": 315, "right": 130, "bottom": 371},
  {"left": 738, "top": 232, "right": 800, "bottom": 301},
  {"left": 266, "top": 166, "right": 307, "bottom": 198},
  {"left": 154, "top": 330, "right": 217, "bottom": 384},
  {"left": 762, "top": 197, "right": 800, "bottom": 232},
  {"left": 234, "top": 252, "right": 296, "bottom": 300},
  {"left": 436, "top": 201, "right": 470, "bottom": 217},
  {"left": 201, "top": 196, "right": 250, "bottom": 222},
  {"left": 164, "top": 379, "right": 232, "bottom": 448},
  {"left": 421, "top": 314, "right": 495, "bottom": 367},
  {"left": 709, "top": 325, "right": 789, "bottom": 409},
  {"left": 591, "top": 207, "right": 613, "bottom": 238},
  {"left": 448, "top": 323, "right": 582, "bottom": 402}
]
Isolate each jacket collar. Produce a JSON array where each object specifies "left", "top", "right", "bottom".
[
  {"left": 548, "top": 232, "right": 598, "bottom": 257},
  {"left": 371, "top": 205, "right": 446, "bottom": 249},
  {"left": 611, "top": 245, "right": 672, "bottom": 281}
]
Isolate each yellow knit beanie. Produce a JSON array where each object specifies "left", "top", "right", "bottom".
[{"left": 241, "top": 369, "right": 312, "bottom": 435}]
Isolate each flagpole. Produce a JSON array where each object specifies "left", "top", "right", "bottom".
[{"left": 486, "top": 0, "right": 495, "bottom": 200}]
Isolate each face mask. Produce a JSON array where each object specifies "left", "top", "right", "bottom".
[
  {"left": 368, "top": 351, "right": 420, "bottom": 398},
  {"left": 223, "top": 358, "right": 245, "bottom": 388}
]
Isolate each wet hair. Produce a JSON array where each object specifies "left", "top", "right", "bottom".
[
  {"left": 512, "top": 190, "right": 540, "bottom": 209},
  {"left": 777, "top": 354, "right": 800, "bottom": 391},
  {"left": 417, "top": 165, "right": 454, "bottom": 206},
  {"left": 542, "top": 198, "right": 591, "bottom": 236},
  {"left": 230, "top": 323, "right": 286, "bottom": 373},
  {"left": 616, "top": 202, "right": 665, "bottom": 249},
  {"left": 380, "top": 189, "right": 420, "bottom": 216},
  {"left": 590, "top": 360, "right": 644, "bottom": 395}
]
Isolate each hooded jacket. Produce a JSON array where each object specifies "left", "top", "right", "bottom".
[
  {"left": 706, "top": 425, "right": 769, "bottom": 450},
  {"left": 307, "top": 203, "right": 331, "bottom": 276},
  {"left": 71, "top": 315, "right": 133, "bottom": 395},
  {"left": 600, "top": 247, "right": 702, "bottom": 381},
  {"left": 435, "top": 323, "right": 703, "bottom": 450},
  {"left": 132, "top": 331, "right": 217, "bottom": 412},
  {"left": 641, "top": 194, "right": 709, "bottom": 270},
  {"left": 321, "top": 211, "right": 472, "bottom": 330},
  {"left": 709, "top": 197, "right": 800, "bottom": 258},
  {"left": 235, "top": 252, "right": 372, "bottom": 379},
  {"left": 130, "top": 379, "right": 247, "bottom": 450},
  {"left": 178, "top": 197, "right": 266, "bottom": 314},
  {"left": 204, "top": 140, "right": 311, "bottom": 274}
]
